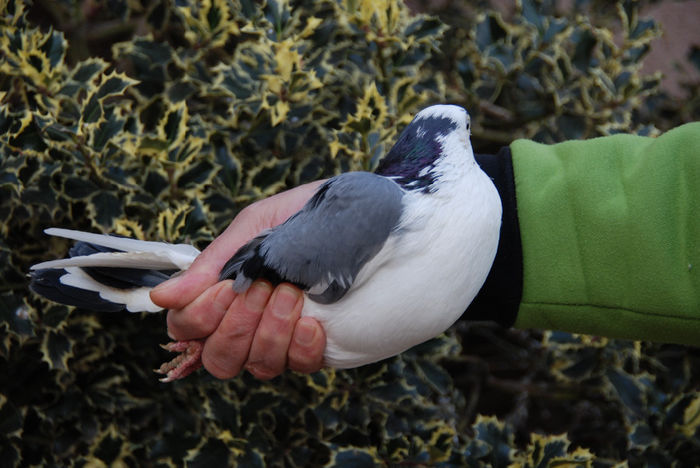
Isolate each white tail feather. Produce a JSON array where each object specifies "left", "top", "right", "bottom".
[
  {"left": 29, "top": 228, "right": 203, "bottom": 313},
  {"left": 31, "top": 251, "right": 188, "bottom": 271},
  {"left": 61, "top": 267, "right": 161, "bottom": 312},
  {"left": 39, "top": 228, "right": 200, "bottom": 270}
]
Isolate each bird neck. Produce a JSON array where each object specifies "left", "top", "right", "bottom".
[{"left": 429, "top": 135, "right": 477, "bottom": 190}]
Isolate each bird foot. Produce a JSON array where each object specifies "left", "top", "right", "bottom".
[{"left": 155, "top": 340, "right": 204, "bottom": 382}]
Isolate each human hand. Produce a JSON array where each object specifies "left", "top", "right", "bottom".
[{"left": 150, "top": 181, "right": 327, "bottom": 379}]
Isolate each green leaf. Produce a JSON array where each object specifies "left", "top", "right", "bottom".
[
  {"left": 235, "top": 449, "right": 264, "bottom": 468},
  {"left": 213, "top": 139, "right": 241, "bottom": 193},
  {"left": 83, "top": 94, "right": 102, "bottom": 123},
  {"left": 20, "top": 179, "right": 57, "bottom": 210},
  {"left": 606, "top": 368, "right": 644, "bottom": 418},
  {"left": 204, "top": 390, "right": 240, "bottom": 431},
  {"left": 0, "top": 397, "right": 23, "bottom": 436},
  {"left": 332, "top": 449, "right": 377, "bottom": 468},
  {"left": 27, "top": 52, "right": 45, "bottom": 74},
  {"left": 472, "top": 416, "right": 514, "bottom": 467},
  {"left": 163, "top": 104, "right": 186, "bottom": 145},
  {"left": 572, "top": 30, "right": 597, "bottom": 71},
  {"left": 130, "top": 38, "right": 174, "bottom": 64},
  {"left": 629, "top": 422, "right": 655, "bottom": 449},
  {"left": 250, "top": 158, "right": 291, "bottom": 194},
  {"left": 71, "top": 59, "right": 108, "bottom": 84},
  {"left": 542, "top": 18, "right": 568, "bottom": 43},
  {"left": 41, "top": 330, "right": 72, "bottom": 370},
  {"left": 476, "top": 15, "right": 506, "bottom": 50},
  {"left": 404, "top": 17, "right": 446, "bottom": 41},
  {"left": 207, "top": 2, "right": 222, "bottom": 29},
  {"left": 91, "top": 191, "right": 123, "bottom": 227},
  {"left": 64, "top": 176, "right": 99, "bottom": 199},
  {"left": 217, "top": 64, "right": 257, "bottom": 99},
  {"left": 94, "top": 432, "right": 124, "bottom": 464},
  {"left": 97, "top": 75, "right": 133, "bottom": 99},
  {"left": 40, "top": 305, "right": 70, "bottom": 328},
  {"left": 40, "top": 30, "right": 66, "bottom": 68},
  {"left": 187, "top": 438, "right": 232, "bottom": 467},
  {"left": 414, "top": 360, "right": 451, "bottom": 395},
  {"left": 177, "top": 160, "right": 214, "bottom": 188},
  {"left": 0, "top": 170, "right": 19, "bottom": 188},
  {"left": 91, "top": 114, "right": 125, "bottom": 152},
  {"left": 167, "top": 81, "right": 197, "bottom": 102},
  {"left": 556, "top": 114, "right": 586, "bottom": 140},
  {"left": 144, "top": 169, "right": 169, "bottom": 196},
  {"left": 0, "top": 441, "right": 20, "bottom": 468},
  {"left": 521, "top": 0, "right": 544, "bottom": 30},
  {"left": 630, "top": 18, "right": 657, "bottom": 40}
]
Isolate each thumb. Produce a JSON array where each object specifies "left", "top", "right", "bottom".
[{"left": 150, "top": 271, "right": 217, "bottom": 310}]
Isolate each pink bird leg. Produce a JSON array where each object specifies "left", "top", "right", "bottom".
[{"left": 155, "top": 340, "right": 204, "bottom": 382}]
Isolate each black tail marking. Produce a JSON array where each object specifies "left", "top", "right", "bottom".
[{"left": 29, "top": 269, "right": 124, "bottom": 312}]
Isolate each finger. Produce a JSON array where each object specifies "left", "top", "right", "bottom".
[
  {"left": 288, "top": 317, "right": 326, "bottom": 374},
  {"left": 245, "top": 284, "right": 304, "bottom": 380},
  {"left": 200, "top": 281, "right": 274, "bottom": 379},
  {"left": 166, "top": 280, "right": 236, "bottom": 340}
]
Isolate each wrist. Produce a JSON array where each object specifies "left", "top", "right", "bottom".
[{"left": 464, "top": 146, "right": 523, "bottom": 327}]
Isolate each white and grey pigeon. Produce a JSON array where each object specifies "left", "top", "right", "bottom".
[{"left": 30, "top": 104, "right": 502, "bottom": 382}]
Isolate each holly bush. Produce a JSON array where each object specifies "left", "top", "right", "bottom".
[{"left": 1, "top": 0, "right": 698, "bottom": 466}]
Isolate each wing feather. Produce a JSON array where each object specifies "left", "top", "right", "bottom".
[{"left": 220, "top": 172, "right": 404, "bottom": 304}]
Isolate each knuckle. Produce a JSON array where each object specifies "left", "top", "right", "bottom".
[
  {"left": 236, "top": 204, "right": 258, "bottom": 227},
  {"left": 255, "top": 328, "right": 289, "bottom": 350},
  {"left": 188, "top": 309, "right": 215, "bottom": 336},
  {"left": 288, "top": 340, "right": 324, "bottom": 374},
  {"left": 247, "top": 362, "right": 283, "bottom": 380},
  {"left": 167, "top": 303, "right": 220, "bottom": 340},
  {"left": 216, "top": 299, "right": 263, "bottom": 342},
  {"left": 211, "top": 283, "right": 234, "bottom": 313},
  {"left": 166, "top": 310, "right": 204, "bottom": 339},
  {"left": 201, "top": 350, "right": 241, "bottom": 380},
  {"left": 288, "top": 351, "right": 321, "bottom": 374},
  {"left": 237, "top": 204, "right": 253, "bottom": 219},
  {"left": 218, "top": 324, "right": 251, "bottom": 343}
]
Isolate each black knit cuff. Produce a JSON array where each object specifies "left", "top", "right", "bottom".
[{"left": 466, "top": 147, "right": 523, "bottom": 328}]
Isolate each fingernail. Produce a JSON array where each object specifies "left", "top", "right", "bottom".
[
  {"left": 271, "top": 285, "right": 300, "bottom": 319},
  {"left": 245, "top": 281, "right": 272, "bottom": 311},
  {"left": 294, "top": 320, "right": 316, "bottom": 346}
]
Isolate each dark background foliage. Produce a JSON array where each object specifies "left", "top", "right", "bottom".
[{"left": 1, "top": 0, "right": 698, "bottom": 466}]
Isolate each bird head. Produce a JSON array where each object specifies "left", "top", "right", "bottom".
[{"left": 375, "top": 104, "right": 473, "bottom": 192}]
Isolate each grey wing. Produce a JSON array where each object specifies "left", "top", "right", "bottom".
[{"left": 219, "top": 171, "right": 405, "bottom": 304}]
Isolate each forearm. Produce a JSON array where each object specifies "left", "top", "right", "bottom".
[{"left": 470, "top": 123, "right": 700, "bottom": 345}]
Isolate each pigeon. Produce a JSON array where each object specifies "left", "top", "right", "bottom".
[{"left": 30, "top": 104, "right": 502, "bottom": 381}]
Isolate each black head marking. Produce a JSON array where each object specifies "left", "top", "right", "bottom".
[{"left": 375, "top": 115, "right": 458, "bottom": 192}]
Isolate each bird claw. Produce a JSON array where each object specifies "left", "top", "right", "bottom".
[{"left": 155, "top": 340, "right": 204, "bottom": 382}]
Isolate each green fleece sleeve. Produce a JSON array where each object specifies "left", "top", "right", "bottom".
[{"left": 510, "top": 123, "right": 700, "bottom": 345}]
